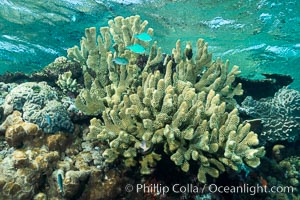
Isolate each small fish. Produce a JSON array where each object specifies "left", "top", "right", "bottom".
[
  {"left": 71, "top": 15, "right": 76, "bottom": 22},
  {"left": 57, "top": 171, "right": 64, "bottom": 194},
  {"left": 126, "top": 44, "right": 145, "bottom": 54},
  {"left": 259, "top": 176, "right": 268, "bottom": 187},
  {"left": 139, "top": 140, "right": 153, "bottom": 155},
  {"left": 240, "top": 163, "right": 251, "bottom": 178},
  {"left": 134, "top": 32, "right": 152, "bottom": 42},
  {"left": 45, "top": 115, "right": 51, "bottom": 125},
  {"left": 112, "top": 57, "right": 129, "bottom": 65},
  {"left": 140, "top": 140, "right": 147, "bottom": 151}
]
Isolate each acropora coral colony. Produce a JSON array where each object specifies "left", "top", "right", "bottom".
[{"left": 66, "top": 15, "right": 265, "bottom": 183}]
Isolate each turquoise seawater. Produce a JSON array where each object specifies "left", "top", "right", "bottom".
[
  {"left": 0, "top": 0, "right": 299, "bottom": 89},
  {"left": 1, "top": 1, "right": 300, "bottom": 199}
]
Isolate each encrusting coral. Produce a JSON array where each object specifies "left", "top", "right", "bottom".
[
  {"left": 0, "top": 111, "right": 40, "bottom": 148},
  {"left": 239, "top": 87, "right": 300, "bottom": 142},
  {"left": 0, "top": 109, "right": 120, "bottom": 199},
  {"left": 67, "top": 15, "right": 265, "bottom": 183}
]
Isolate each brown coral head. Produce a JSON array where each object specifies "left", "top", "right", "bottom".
[{"left": 5, "top": 124, "right": 26, "bottom": 148}]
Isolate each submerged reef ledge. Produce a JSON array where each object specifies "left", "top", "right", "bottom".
[{"left": 0, "top": 15, "right": 299, "bottom": 200}]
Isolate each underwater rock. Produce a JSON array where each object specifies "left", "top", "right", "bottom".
[
  {"left": 239, "top": 87, "right": 300, "bottom": 142},
  {"left": 63, "top": 170, "right": 90, "bottom": 199},
  {"left": 79, "top": 169, "right": 124, "bottom": 200},
  {"left": 5, "top": 123, "right": 26, "bottom": 148},
  {"left": 75, "top": 152, "right": 93, "bottom": 170},
  {"left": 12, "top": 150, "right": 29, "bottom": 169},
  {"left": 0, "top": 146, "right": 59, "bottom": 200},
  {"left": 0, "top": 110, "right": 23, "bottom": 133},
  {"left": 1, "top": 111, "right": 40, "bottom": 148},
  {"left": 235, "top": 73, "right": 293, "bottom": 102},
  {"left": 0, "top": 72, "right": 31, "bottom": 84},
  {"left": 47, "top": 133, "right": 68, "bottom": 151},
  {"left": 0, "top": 110, "right": 105, "bottom": 199},
  {"left": 34, "top": 56, "right": 83, "bottom": 86},
  {"left": 33, "top": 150, "right": 60, "bottom": 173},
  {"left": 0, "top": 57, "right": 82, "bottom": 87}
]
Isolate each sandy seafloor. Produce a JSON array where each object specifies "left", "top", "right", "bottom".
[{"left": 0, "top": 0, "right": 299, "bottom": 200}]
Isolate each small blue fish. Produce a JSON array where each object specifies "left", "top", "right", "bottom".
[
  {"left": 57, "top": 173, "right": 63, "bottom": 194},
  {"left": 240, "top": 163, "right": 251, "bottom": 178},
  {"left": 45, "top": 115, "right": 51, "bottom": 125},
  {"left": 126, "top": 44, "right": 146, "bottom": 54},
  {"left": 113, "top": 57, "right": 129, "bottom": 65},
  {"left": 134, "top": 32, "right": 152, "bottom": 42}
]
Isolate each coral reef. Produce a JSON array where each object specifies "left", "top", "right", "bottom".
[
  {"left": 2, "top": 82, "right": 74, "bottom": 133},
  {"left": 0, "top": 110, "right": 124, "bottom": 199},
  {"left": 23, "top": 99, "right": 74, "bottom": 134},
  {"left": 239, "top": 87, "right": 300, "bottom": 142},
  {"left": 67, "top": 15, "right": 159, "bottom": 115},
  {"left": 66, "top": 15, "right": 266, "bottom": 183},
  {"left": 235, "top": 73, "right": 293, "bottom": 100},
  {"left": 279, "top": 156, "right": 300, "bottom": 190},
  {"left": 4, "top": 14, "right": 296, "bottom": 199},
  {"left": 272, "top": 144, "right": 285, "bottom": 161},
  {"left": 0, "top": 148, "right": 60, "bottom": 200},
  {"left": 2, "top": 82, "right": 57, "bottom": 115},
  {"left": 2, "top": 111, "right": 41, "bottom": 148},
  {"left": 36, "top": 56, "right": 82, "bottom": 84},
  {"left": 0, "top": 82, "right": 17, "bottom": 107},
  {"left": 56, "top": 70, "right": 78, "bottom": 93},
  {"left": 0, "top": 57, "right": 82, "bottom": 87}
]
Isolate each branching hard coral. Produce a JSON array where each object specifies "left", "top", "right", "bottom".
[
  {"left": 170, "top": 39, "right": 243, "bottom": 109},
  {"left": 67, "top": 15, "right": 157, "bottom": 115},
  {"left": 56, "top": 71, "right": 78, "bottom": 93},
  {"left": 90, "top": 76, "right": 263, "bottom": 182},
  {"left": 68, "top": 15, "right": 264, "bottom": 183}
]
